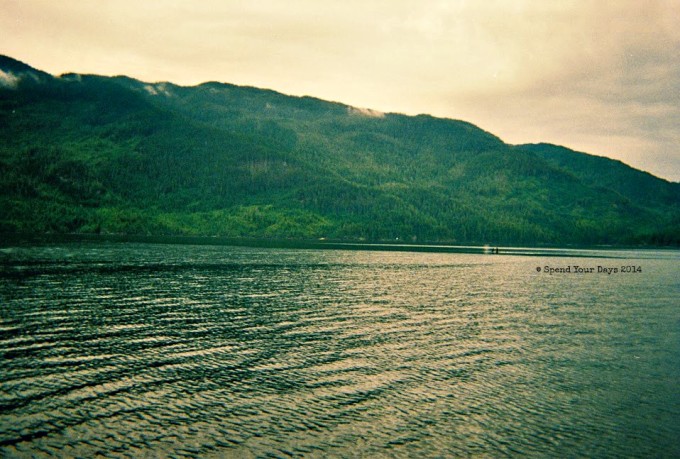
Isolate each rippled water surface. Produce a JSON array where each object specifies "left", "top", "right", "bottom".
[{"left": 1, "top": 243, "right": 678, "bottom": 458}]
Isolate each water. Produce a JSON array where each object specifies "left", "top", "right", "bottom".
[{"left": 1, "top": 242, "right": 678, "bottom": 458}]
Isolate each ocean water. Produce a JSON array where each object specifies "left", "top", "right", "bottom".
[{"left": 1, "top": 242, "right": 678, "bottom": 458}]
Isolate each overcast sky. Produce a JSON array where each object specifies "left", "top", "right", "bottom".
[{"left": 2, "top": 0, "right": 679, "bottom": 181}]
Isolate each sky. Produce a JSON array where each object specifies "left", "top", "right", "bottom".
[{"left": 2, "top": 0, "right": 679, "bottom": 181}]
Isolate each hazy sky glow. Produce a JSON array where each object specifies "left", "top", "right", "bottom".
[{"left": 2, "top": 0, "right": 679, "bottom": 181}]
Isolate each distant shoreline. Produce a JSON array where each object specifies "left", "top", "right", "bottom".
[{"left": 1, "top": 233, "right": 676, "bottom": 258}]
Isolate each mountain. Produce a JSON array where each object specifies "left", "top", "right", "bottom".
[{"left": 1, "top": 55, "right": 678, "bottom": 245}]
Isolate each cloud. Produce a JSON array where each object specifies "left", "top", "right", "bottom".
[
  {"left": 0, "top": 69, "right": 20, "bottom": 89},
  {"left": 348, "top": 106, "right": 385, "bottom": 118},
  {"left": 143, "top": 83, "right": 173, "bottom": 97},
  {"left": 59, "top": 73, "right": 82, "bottom": 82}
]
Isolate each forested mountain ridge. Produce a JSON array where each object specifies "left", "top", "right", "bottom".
[{"left": 1, "top": 55, "right": 678, "bottom": 245}]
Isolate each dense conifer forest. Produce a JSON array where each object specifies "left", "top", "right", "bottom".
[{"left": 1, "top": 55, "right": 678, "bottom": 245}]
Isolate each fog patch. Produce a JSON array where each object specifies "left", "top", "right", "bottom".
[
  {"left": 144, "top": 83, "right": 173, "bottom": 97},
  {"left": 0, "top": 70, "right": 21, "bottom": 89},
  {"left": 59, "top": 73, "right": 83, "bottom": 82},
  {"left": 348, "top": 106, "right": 385, "bottom": 118}
]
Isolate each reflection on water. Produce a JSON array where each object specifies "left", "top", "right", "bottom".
[{"left": 1, "top": 243, "right": 679, "bottom": 457}]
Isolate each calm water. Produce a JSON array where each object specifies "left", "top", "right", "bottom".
[{"left": 1, "top": 243, "right": 678, "bottom": 458}]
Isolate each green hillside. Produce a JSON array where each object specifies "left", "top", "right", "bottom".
[{"left": 1, "top": 55, "right": 678, "bottom": 245}]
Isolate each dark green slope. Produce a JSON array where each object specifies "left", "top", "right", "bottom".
[
  {"left": 515, "top": 143, "right": 680, "bottom": 244},
  {"left": 1, "top": 55, "right": 678, "bottom": 245},
  {"left": 517, "top": 143, "right": 679, "bottom": 208}
]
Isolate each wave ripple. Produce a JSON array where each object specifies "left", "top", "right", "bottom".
[{"left": 1, "top": 244, "right": 679, "bottom": 457}]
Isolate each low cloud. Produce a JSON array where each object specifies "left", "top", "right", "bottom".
[
  {"left": 0, "top": 70, "right": 20, "bottom": 89},
  {"left": 59, "top": 73, "right": 82, "bottom": 82},
  {"left": 348, "top": 106, "right": 385, "bottom": 118},
  {"left": 143, "top": 83, "right": 173, "bottom": 97}
]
